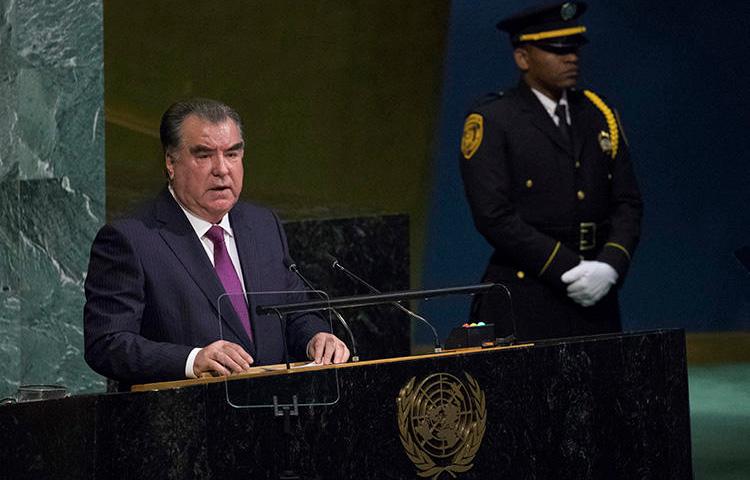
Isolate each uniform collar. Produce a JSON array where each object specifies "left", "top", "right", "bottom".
[{"left": 531, "top": 88, "right": 569, "bottom": 123}]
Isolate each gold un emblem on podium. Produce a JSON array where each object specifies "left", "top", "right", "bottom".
[{"left": 397, "top": 372, "right": 487, "bottom": 479}]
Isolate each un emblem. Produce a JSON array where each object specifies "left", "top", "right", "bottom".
[{"left": 397, "top": 372, "right": 487, "bottom": 479}]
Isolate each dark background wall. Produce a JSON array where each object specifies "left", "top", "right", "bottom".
[
  {"left": 421, "top": 0, "right": 750, "bottom": 341},
  {"left": 104, "top": 0, "right": 451, "bottom": 286}
]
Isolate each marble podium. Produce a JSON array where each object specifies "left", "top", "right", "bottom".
[
  {"left": 284, "top": 213, "right": 411, "bottom": 362},
  {"left": 0, "top": 329, "right": 691, "bottom": 479}
]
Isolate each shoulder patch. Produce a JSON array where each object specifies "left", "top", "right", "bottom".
[
  {"left": 461, "top": 113, "right": 484, "bottom": 160},
  {"left": 583, "top": 90, "right": 619, "bottom": 158}
]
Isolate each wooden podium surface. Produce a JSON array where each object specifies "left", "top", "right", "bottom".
[
  {"left": 0, "top": 329, "right": 692, "bottom": 479},
  {"left": 129, "top": 343, "right": 533, "bottom": 392}
]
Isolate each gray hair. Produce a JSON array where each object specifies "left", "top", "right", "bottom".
[{"left": 159, "top": 98, "right": 244, "bottom": 154}]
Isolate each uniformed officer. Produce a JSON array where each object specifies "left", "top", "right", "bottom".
[{"left": 460, "top": 2, "right": 643, "bottom": 340}]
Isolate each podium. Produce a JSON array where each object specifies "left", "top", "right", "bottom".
[{"left": 0, "top": 329, "right": 692, "bottom": 479}]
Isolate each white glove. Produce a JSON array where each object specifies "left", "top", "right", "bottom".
[{"left": 560, "top": 260, "right": 619, "bottom": 307}]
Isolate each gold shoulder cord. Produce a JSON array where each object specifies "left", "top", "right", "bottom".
[
  {"left": 584, "top": 91, "right": 631, "bottom": 261},
  {"left": 583, "top": 90, "right": 618, "bottom": 159}
]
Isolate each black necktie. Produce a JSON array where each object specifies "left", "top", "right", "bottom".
[{"left": 554, "top": 103, "right": 572, "bottom": 145}]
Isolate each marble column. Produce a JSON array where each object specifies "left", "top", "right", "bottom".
[{"left": 0, "top": 0, "right": 105, "bottom": 397}]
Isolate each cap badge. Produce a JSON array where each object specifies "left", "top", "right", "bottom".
[{"left": 560, "top": 2, "right": 577, "bottom": 21}]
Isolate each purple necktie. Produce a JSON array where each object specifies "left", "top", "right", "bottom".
[{"left": 205, "top": 225, "right": 252, "bottom": 341}]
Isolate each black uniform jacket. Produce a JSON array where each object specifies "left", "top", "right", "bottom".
[{"left": 460, "top": 80, "right": 643, "bottom": 340}]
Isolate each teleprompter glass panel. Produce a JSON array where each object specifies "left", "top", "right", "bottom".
[{"left": 218, "top": 290, "right": 339, "bottom": 409}]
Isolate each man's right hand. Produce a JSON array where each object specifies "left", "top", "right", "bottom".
[{"left": 193, "top": 340, "right": 254, "bottom": 377}]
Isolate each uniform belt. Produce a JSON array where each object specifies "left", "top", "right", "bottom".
[{"left": 538, "top": 222, "right": 609, "bottom": 253}]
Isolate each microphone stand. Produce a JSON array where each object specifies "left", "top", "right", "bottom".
[
  {"left": 491, "top": 282, "right": 518, "bottom": 345},
  {"left": 274, "top": 394, "right": 300, "bottom": 480},
  {"left": 325, "top": 254, "right": 443, "bottom": 353},
  {"left": 285, "top": 258, "right": 360, "bottom": 362},
  {"left": 271, "top": 308, "right": 292, "bottom": 370},
  {"left": 268, "top": 304, "right": 298, "bottom": 478}
]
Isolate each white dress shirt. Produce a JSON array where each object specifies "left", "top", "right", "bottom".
[{"left": 531, "top": 88, "right": 570, "bottom": 126}]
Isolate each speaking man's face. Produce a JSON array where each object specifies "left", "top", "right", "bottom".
[{"left": 166, "top": 115, "right": 244, "bottom": 223}]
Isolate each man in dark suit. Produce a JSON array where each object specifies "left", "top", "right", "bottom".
[
  {"left": 460, "top": 2, "right": 643, "bottom": 340},
  {"left": 84, "top": 98, "right": 349, "bottom": 385}
]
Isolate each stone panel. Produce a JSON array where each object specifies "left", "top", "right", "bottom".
[
  {"left": 0, "top": 0, "right": 104, "bottom": 397},
  {"left": 17, "top": 178, "right": 104, "bottom": 391},
  {"left": 15, "top": 67, "right": 104, "bottom": 185},
  {"left": 13, "top": 0, "right": 102, "bottom": 69},
  {"left": 0, "top": 174, "right": 19, "bottom": 400},
  {"left": 285, "top": 214, "right": 411, "bottom": 361}
]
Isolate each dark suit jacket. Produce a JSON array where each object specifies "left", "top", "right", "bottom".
[
  {"left": 84, "top": 188, "right": 327, "bottom": 384},
  {"left": 460, "top": 81, "right": 643, "bottom": 339}
]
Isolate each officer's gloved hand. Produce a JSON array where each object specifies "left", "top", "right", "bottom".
[{"left": 560, "top": 260, "right": 619, "bottom": 307}]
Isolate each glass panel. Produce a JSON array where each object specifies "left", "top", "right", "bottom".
[{"left": 217, "top": 290, "right": 339, "bottom": 409}]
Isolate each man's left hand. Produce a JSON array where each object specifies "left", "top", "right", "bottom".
[
  {"left": 307, "top": 332, "right": 350, "bottom": 364},
  {"left": 561, "top": 260, "right": 619, "bottom": 307}
]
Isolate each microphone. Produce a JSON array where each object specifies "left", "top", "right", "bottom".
[
  {"left": 284, "top": 256, "right": 359, "bottom": 362},
  {"left": 325, "top": 253, "right": 443, "bottom": 353}
]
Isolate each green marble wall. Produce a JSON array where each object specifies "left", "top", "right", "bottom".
[{"left": 0, "top": 0, "right": 105, "bottom": 397}]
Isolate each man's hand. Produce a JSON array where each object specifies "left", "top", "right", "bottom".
[
  {"left": 561, "top": 260, "right": 619, "bottom": 307},
  {"left": 193, "top": 340, "right": 254, "bottom": 377},
  {"left": 307, "top": 332, "right": 350, "bottom": 365}
]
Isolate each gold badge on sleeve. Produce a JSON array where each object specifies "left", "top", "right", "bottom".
[
  {"left": 397, "top": 372, "right": 487, "bottom": 479},
  {"left": 598, "top": 130, "right": 613, "bottom": 155},
  {"left": 461, "top": 114, "right": 484, "bottom": 160}
]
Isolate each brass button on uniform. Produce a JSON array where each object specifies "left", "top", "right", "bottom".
[
  {"left": 575, "top": 161, "right": 581, "bottom": 169},
  {"left": 577, "top": 190, "right": 586, "bottom": 200},
  {"left": 516, "top": 271, "right": 525, "bottom": 279},
  {"left": 608, "top": 173, "right": 613, "bottom": 180},
  {"left": 525, "top": 179, "right": 533, "bottom": 188}
]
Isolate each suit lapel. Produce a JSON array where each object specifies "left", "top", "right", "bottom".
[
  {"left": 517, "top": 81, "right": 573, "bottom": 155},
  {"left": 154, "top": 188, "right": 254, "bottom": 353}
]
